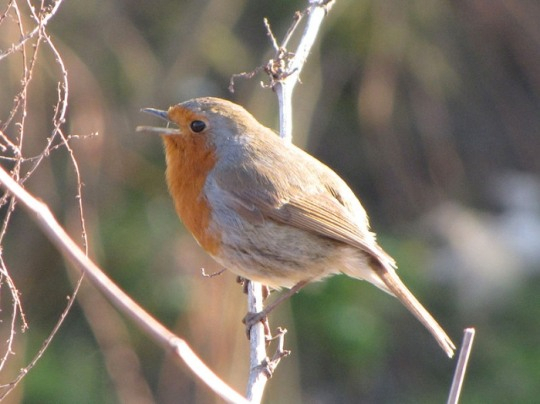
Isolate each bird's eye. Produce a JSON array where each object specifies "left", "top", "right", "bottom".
[{"left": 190, "top": 120, "right": 206, "bottom": 133}]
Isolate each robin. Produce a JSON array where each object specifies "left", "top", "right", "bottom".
[{"left": 137, "top": 97, "right": 455, "bottom": 358}]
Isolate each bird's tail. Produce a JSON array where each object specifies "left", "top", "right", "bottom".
[{"left": 372, "top": 262, "right": 456, "bottom": 358}]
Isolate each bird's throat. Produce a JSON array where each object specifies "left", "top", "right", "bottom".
[{"left": 163, "top": 135, "right": 221, "bottom": 254}]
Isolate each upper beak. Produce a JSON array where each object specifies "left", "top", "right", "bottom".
[
  {"left": 141, "top": 108, "right": 169, "bottom": 121},
  {"left": 136, "top": 108, "right": 180, "bottom": 135}
]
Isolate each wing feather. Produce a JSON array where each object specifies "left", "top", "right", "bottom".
[{"left": 212, "top": 165, "right": 395, "bottom": 267}]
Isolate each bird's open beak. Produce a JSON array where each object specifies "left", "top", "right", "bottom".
[
  {"left": 136, "top": 108, "right": 180, "bottom": 135},
  {"left": 141, "top": 108, "right": 169, "bottom": 121}
]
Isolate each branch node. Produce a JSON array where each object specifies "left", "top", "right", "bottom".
[
  {"left": 261, "top": 327, "right": 291, "bottom": 377},
  {"left": 228, "top": 8, "right": 306, "bottom": 93}
]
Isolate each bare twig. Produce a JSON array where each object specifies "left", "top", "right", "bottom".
[
  {"left": 0, "top": 277, "right": 84, "bottom": 400},
  {"left": 0, "top": 254, "right": 27, "bottom": 373},
  {"left": 0, "top": 167, "right": 249, "bottom": 404},
  {"left": 201, "top": 267, "right": 227, "bottom": 278},
  {"left": 0, "top": 1, "right": 89, "bottom": 397},
  {"left": 447, "top": 328, "right": 476, "bottom": 404},
  {"left": 229, "top": 13, "right": 303, "bottom": 94},
  {"left": 265, "top": 328, "right": 291, "bottom": 376},
  {"left": 230, "top": 1, "right": 334, "bottom": 142},
  {"left": 0, "top": 0, "right": 64, "bottom": 62}
]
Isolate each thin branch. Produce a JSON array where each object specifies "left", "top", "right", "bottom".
[
  {"left": 0, "top": 254, "right": 27, "bottom": 373},
  {"left": 0, "top": 0, "right": 64, "bottom": 61},
  {"left": 263, "top": 18, "right": 280, "bottom": 53},
  {"left": 447, "top": 328, "right": 476, "bottom": 404},
  {"left": 0, "top": 277, "right": 83, "bottom": 400},
  {"left": 0, "top": 166, "right": 249, "bottom": 404},
  {"left": 265, "top": 328, "right": 290, "bottom": 376},
  {"left": 41, "top": 29, "right": 90, "bottom": 254},
  {"left": 0, "top": 2, "right": 82, "bottom": 395}
]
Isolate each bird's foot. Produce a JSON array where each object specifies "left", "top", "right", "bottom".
[{"left": 243, "top": 311, "right": 272, "bottom": 342}]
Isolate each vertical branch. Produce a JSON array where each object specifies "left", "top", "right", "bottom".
[
  {"left": 246, "top": 282, "right": 268, "bottom": 403},
  {"left": 245, "top": 1, "right": 335, "bottom": 402},
  {"left": 275, "top": 0, "right": 335, "bottom": 142},
  {"left": 447, "top": 328, "right": 476, "bottom": 404}
]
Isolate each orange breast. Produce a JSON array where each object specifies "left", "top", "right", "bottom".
[{"left": 163, "top": 133, "right": 221, "bottom": 255}]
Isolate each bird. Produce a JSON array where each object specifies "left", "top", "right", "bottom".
[{"left": 137, "top": 97, "right": 456, "bottom": 358}]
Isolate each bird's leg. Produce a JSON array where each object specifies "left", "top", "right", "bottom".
[
  {"left": 243, "top": 279, "right": 309, "bottom": 336},
  {"left": 238, "top": 276, "right": 271, "bottom": 298},
  {"left": 262, "top": 284, "right": 271, "bottom": 300},
  {"left": 237, "top": 276, "right": 249, "bottom": 294},
  {"left": 241, "top": 280, "right": 273, "bottom": 341}
]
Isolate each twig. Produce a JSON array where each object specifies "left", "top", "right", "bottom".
[
  {"left": 0, "top": 254, "right": 27, "bottom": 373},
  {"left": 0, "top": 166, "right": 249, "bottom": 404},
  {"left": 275, "top": 0, "right": 335, "bottom": 143},
  {"left": 245, "top": 1, "right": 335, "bottom": 402},
  {"left": 0, "top": 0, "right": 64, "bottom": 61},
  {"left": 447, "top": 328, "right": 476, "bottom": 404},
  {"left": 265, "top": 328, "right": 291, "bottom": 376},
  {"left": 229, "top": 13, "right": 303, "bottom": 94},
  {"left": 0, "top": 1, "right": 88, "bottom": 397},
  {"left": 0, "top": 277, "right": 84, "bottom": 400},
  {"left": 201, "top": 267, "right": 227, "bottom": 278}
]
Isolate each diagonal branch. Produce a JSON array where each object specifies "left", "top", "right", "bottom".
[
  {"left": 447, "top": 328, "right": 476, "bottom": 404},
  {"left": 0, "top": 166, "right": 249, "bottom": 404}
]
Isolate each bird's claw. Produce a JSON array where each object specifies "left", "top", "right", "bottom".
[{"left": 243, "top": 311, "right": 272, "bottom": 341}]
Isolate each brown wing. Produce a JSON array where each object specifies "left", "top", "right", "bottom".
[
  {"left": 259, "top": 191, "right": 393, "bottom": 266},
  {"left": 212, "top": 164, "right": 395, "bottom": 268}
]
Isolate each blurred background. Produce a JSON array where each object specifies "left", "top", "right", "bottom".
[{"left": 1, "top": 0, "right": 540, "bottom": 402}]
